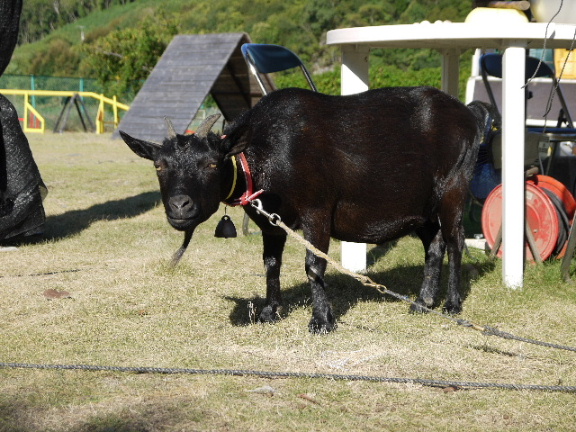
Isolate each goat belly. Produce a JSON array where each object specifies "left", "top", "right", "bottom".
[{"left": 332, "top": 209, "right": 427, "bottom": 244}]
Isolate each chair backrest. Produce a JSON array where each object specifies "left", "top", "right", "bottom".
[
  {"left": 480, "top": 53, "right": 574, "bottom": 128},
  {"left": 481, "top": 53, "right": 555, "bottom": 80},
  {"left": 241, "top": 43, "right": 318, "bottom": 95}
]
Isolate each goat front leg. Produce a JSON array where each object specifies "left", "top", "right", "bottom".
[
  {"left": 302, "top": 222, "right": 334, "bottom": 334},
  {"left": 259, "top": 232, "right": 287, "bottom": 323},
  {"left": 306, "top": 249, "right": 335, "bottom": 333}
]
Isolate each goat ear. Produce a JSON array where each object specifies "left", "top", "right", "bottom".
[
  {"left": 119, "top": 130, "right": 162, "bottom": 161},
  {"left": 222, "top": 125, "right": 251, "bottom": 158}
]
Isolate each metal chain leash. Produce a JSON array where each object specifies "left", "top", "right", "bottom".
[{"left": 249, "top": 199, "right": 576, "bottom": 354}]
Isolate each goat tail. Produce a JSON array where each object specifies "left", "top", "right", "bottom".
[
  {"left": 437, "top": 101, "right": 498, "bottom": 199},
  {"left": 170, "top": 230, "right": 193, "bottom": 267},
  {"left": 457, "top": 100, "right": 500, "bottom": 181},
  {"left": 467, "top": 100, "right": 500, "bottom": 149}
]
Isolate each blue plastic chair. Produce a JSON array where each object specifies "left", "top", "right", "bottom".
[
  {"left": 480, "top": 53, "right": 574, "bottom": 128},
  {"left": 239, "top": 44, "right": 319, "bottom": 235},
  {"left": 480, "top": 52, "right": 576, "bottom": 175},
  {"left": 241, "top": 43, "right": 318, "bottom": 95}
]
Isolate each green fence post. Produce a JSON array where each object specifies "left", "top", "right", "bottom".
[{"left": 30, "top": 74, "right": 36, "bottom": 108}]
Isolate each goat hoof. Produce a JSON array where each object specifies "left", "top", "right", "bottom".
[
  {"left": 443, "top": 301, "right": 462, "bottom": 315},
  {"left": 258, "top": 304, "right": 280, "bottom": 323},
  {"left": 409, "top": 298, "right": 431, "bottom": 314},
  {"left": 308, "top": 314, "right": 336, "bottom": 334}
]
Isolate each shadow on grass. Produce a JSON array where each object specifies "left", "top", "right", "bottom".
[
  {"left": 42, "top": 191, "right": 161, "bottom": 242},
  {"left": 225, "top": 257, "right": 496, "bottom": 328},
  {"left": 0, "top": 399, "right": 155, "bottom": 432},
  {"left": 4, "top": 191, "right": 161, "bottom": 246}
]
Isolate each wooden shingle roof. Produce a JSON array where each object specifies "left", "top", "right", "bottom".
[{"left": 115, "top": 33, "right": 272, "bottom": 142}]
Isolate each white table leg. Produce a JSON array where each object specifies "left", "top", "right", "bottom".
[
  {"left": 501, "top": 45, "right": 526, "bottom": 289},
  {"left": 341, "top": 45, "right": 369, "bottom": 94},
  {"left": 340, "top": 45, "right": 369, "bottom": 272},
  {"left": 441, "top": 48, "right": 461, "bottom": 98}
]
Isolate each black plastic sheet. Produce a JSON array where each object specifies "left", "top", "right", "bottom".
[
  {"left": 0, "top": 0, "right": 47, "bottom": 242},
  {"left": 0, "top": 95, "right": 47, "bottom": 241}
]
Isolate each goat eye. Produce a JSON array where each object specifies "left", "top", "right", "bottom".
[
  {"left": 154, "top": 162, "right": 165, "bottom": 171},
  {"left": 207, "top": 163, "right": 218, "bottom": 169}
]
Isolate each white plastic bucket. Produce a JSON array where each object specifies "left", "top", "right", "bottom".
[{"left": 531, "top": 0, "right": 576, "bottom": 24}]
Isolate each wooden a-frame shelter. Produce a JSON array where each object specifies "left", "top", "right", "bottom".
[{"left": 115, "top": 33, "right": 273, "bottom": 142}]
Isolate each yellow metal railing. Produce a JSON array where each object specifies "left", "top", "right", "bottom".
[
  {"left": 23, "top": 92, "right": 45, "bottom": 133},
  {"left": 0, "top": 89, "right": 130, "bottom": 134}
]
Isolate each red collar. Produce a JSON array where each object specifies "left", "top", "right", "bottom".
[{"left": 222, "top": 152, "right": 264, "bottom": 206}]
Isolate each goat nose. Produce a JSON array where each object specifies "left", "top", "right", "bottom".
[
  {"left": 168, "top": 195, "right": 198, "bottom": 219},
  {"left": 169, "top": 194, "right": 192, "bottom": 210}
]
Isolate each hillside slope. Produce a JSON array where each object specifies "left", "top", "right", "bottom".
[{"left": 6, "top": 0, "right": 474, "bottom": 99}]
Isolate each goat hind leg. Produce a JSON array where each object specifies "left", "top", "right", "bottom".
[
  {"left": 443, "top": 224, "right": 465, "bottom": 315},
  {"left": 439, "top": 187, "right": 467, "bottom": 315},
  {"left": 411, "top": 223, "right": 445, "bottom": 313}
]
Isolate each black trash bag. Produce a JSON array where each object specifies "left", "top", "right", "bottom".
[
  {"left": 0, "top": 0, "right": 47, "bottom": 243},
  {"left": 0, "top": 94, "right": 47, "bottom": 242},
  {"left": 0, "top": 0, "right": 22, "bottom": 77}
]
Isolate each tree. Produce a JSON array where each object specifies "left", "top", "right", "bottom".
[
  {"left": 81, "top": 14, "right": 178, "bottom": 100},
  {"left": 28, "top": 38, "right": 80, "bottom": 76}
]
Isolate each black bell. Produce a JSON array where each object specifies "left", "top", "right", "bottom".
[{"left": 214, "top": 214, "right": 237, "bottom": 238}]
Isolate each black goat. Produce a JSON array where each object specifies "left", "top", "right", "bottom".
[{"left": 121, "top": 87, "right": 490, "bottom": 333}]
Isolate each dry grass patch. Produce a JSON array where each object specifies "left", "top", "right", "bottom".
[{"left": 1, "top": 133, "right": 576, "bottom": 431}]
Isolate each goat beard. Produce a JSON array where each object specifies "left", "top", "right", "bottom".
[{"left": 170, "top": 229, "right": 193, "bottom": 267}]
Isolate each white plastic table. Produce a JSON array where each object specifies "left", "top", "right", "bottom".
[{"left": 327, "top": 21, "right": 576, "bottom": 288}]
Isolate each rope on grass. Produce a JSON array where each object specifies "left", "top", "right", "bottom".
[
  {"left": 4, "top": 202, "right": 576, "bottom": 394},
  {"left": 249, "top": 200, "right": 576, "bottom": 354},
  {"left": 2, "top": 362, "right": 576, "bottom": 393}
]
